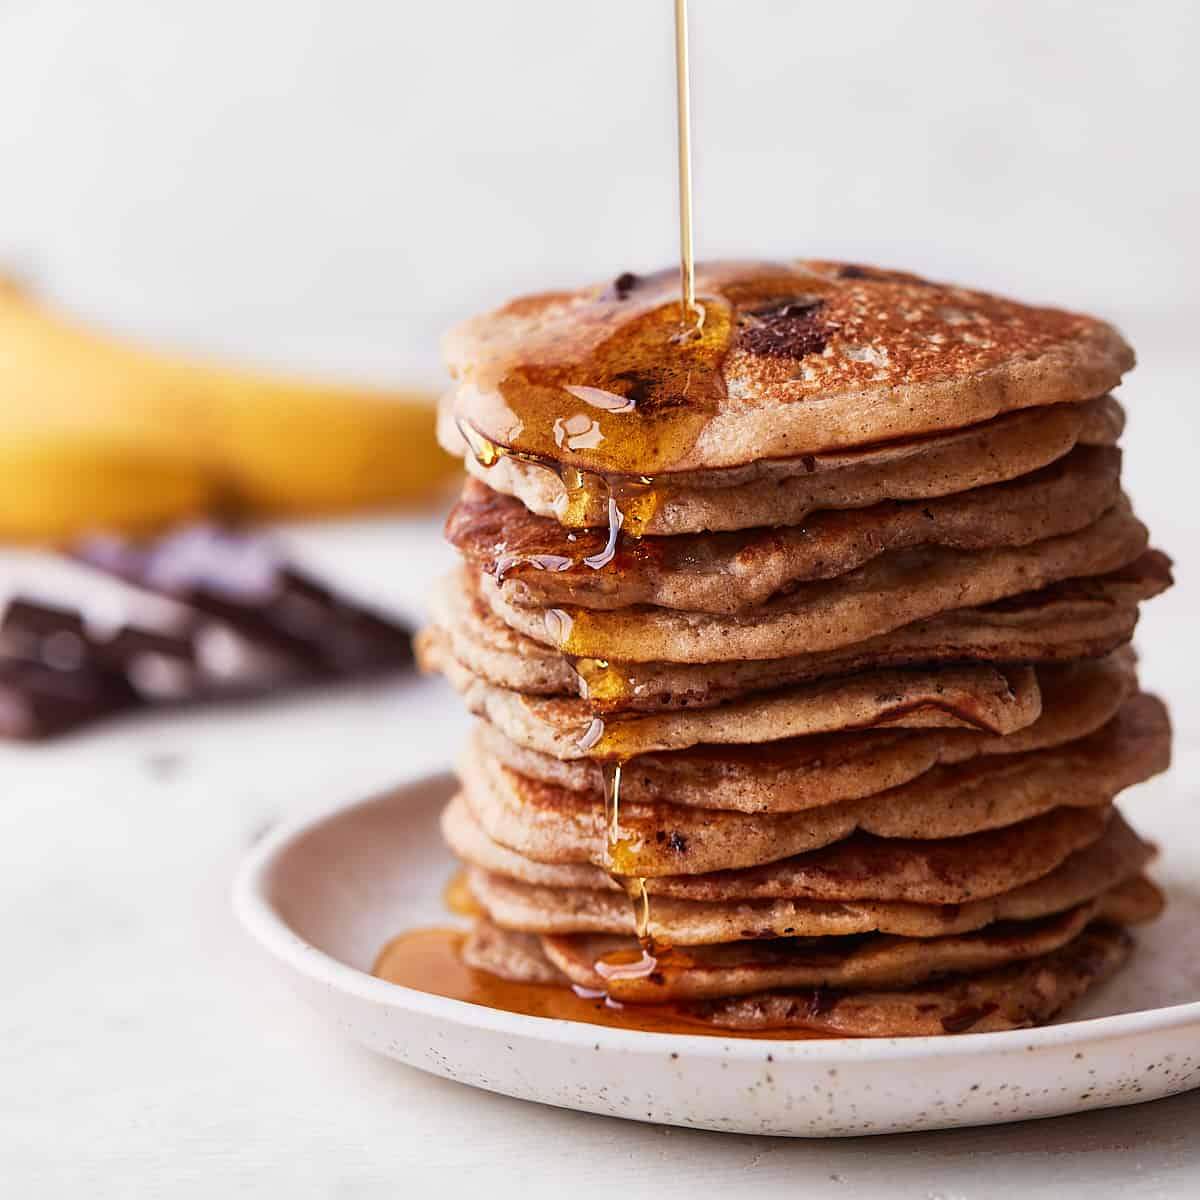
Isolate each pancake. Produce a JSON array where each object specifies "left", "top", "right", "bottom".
[
  {"left": 541, "top": 878, "right": 1162, "bottom": 1003},
  {"left": 423, "top": 553, "right": 1169, "bottom": 711},
  {"left": 433, "top": 650, "right": 1041, "bottom": 761},
  {"left": 443, "top": 796, "right": 1113, "bottom": 903},
  {"left": 476, "top": 657, "right": 1141, "bottom": 813},
  {"left": 690, "top": 923, "right": 1134, "bottom": 1036},
  {"left": 442, "top": 394, "right": 1123, "bottom": 536},
  {"left": 451, "top": 445, "right": 1122, "bottom": 614},
  {"left": 482, "top": 497, "right": 1149, "bottom": 663},
  {"left": 460, "top": 922, "right": 563, "bottom": 986},
  {"left": 464, "top": 811, "right": 1154, "bottom": 943},
  {"left": 461, "top": 918, "right": 1136, "bottom": 1036},
  {"left": 458, "top": 694, "right": 1166, "bottom": 875},
  {"left": 443, "top": 261, "right": 1132, "bottom": 476}
]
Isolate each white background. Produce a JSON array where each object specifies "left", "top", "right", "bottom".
[
  {"left": 2, "top": 2, "right": 1199, "bottom": 1194},
  {"left": 1, "top": 0, "right": 1198, "bottom": 380}
]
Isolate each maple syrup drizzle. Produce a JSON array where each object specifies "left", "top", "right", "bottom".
[
  {"left": 492, "top": 553, "right": 573, "bottom": 586},
  {"left": 597, "top": 759, "right": 664, "bottom": 982},
  {"left": 457, "top": 420, "right": 663, "bottom": 586},
  {"left": 459, "top": 287, "right": 729, "bottom": 476},
  {"left": 673, "top": 0, "right": 704, "bottom": 337},
  {"left": 582, "top": 498, "right": 624, "bottom": 570},
  {"left": 450, "top": 307, "right": 723, "bottom": 1016},
  {"left": 390, "top": 0, "right": 747, "bottom": 1030},
  {"left": 572, "top": 657, "right": 636, "bottom": 706},
  {"left": 442, "top": 869, "right": 484, "bottom": 918}
]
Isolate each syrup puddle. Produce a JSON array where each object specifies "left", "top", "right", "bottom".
[{"left": 372, "top": 926, "right": 824, "bottom": 1040}]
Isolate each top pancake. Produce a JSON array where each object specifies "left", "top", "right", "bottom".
[{"left": 443, "top": 260, "right": 1132, "bottom": 475}]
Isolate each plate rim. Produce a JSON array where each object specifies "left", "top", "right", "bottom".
[{"left": 232, "top": 770, "right": 1200, "bottom": 1063}]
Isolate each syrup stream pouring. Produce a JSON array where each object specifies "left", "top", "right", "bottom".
[{"left": 673, "top": 0, "right": 704, "bottom": 337}]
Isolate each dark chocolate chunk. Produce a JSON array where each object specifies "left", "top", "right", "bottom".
[
  {"left": 606, "top": 272, "right": 640, "bottom": 300},
  {"left": 76, "top": 526, "right": 413, "bottom": 677},
  {"left": 738, "top": 299, "right": 831, "bottom": 359},
  {"left": 0, "top": 658, "right": 139, "bottom": 740},
  {"left": 0, "top": 525, "right": 415, "bottom": 741},
  {"left": 0, "top": 601, "right": 148, "bottom": 740},
  {"left": 2, "top": 598, "right": 88, "bottom": 643},
  {"left": 600, "top": 266, "right": 676, "bottom": 301},
  {"left": 0, "top": 598, "right": 201, "bottom": 738}
]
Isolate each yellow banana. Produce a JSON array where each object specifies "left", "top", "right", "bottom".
[
  {"left": 0, "top": 276, "right": 457, "bottom": 543},
  {"left": 0, "top": 439, "right": 216, "bottom": 545}
]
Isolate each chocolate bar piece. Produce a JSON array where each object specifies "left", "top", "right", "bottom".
[
  {"left": 0, "top": 599, "right": 191, "bottom": 739},
  {"left": 77, "top": 526, "right": 413, "bottom": 675},
  {"left": 0, "top": 526, "right": 414, "bottom": 741},
  {"left": 0, "top": 657, "right": 138, "bottom": 740}
]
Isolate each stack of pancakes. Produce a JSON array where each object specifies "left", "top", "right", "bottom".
[{"left": 419, "top": 261, "right": 1173, "bottom": 1037}]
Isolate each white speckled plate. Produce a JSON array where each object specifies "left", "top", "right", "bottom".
[{"left": 233, "top": 771, "right": 1200, "bottom": 1137}]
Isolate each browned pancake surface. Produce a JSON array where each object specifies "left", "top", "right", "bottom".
[
  {"left": 451, "top": 445, "right": 1121, "bottom": 614},
  {"left": 461, "top": 918, "right": 1136, "bottom": 1036},
  {"left": 542, "top": 880, "right": 1162, "bottom": 1003},
  {"left": 477, "top": 657, "right": 1142, "bottom": 812},
  {"left": 443, "top": 797, "right": 1113, "bottom": 904},
  {"left": 423, "top": 554, "right": 1169, "bottom": 713},
  {"left": 433, "top": 650, "right": 1041, "bottom": 761},
  {"left": 483, "top": 498, "right": 1148, "bottom": 663},
  {"left": 691, "top": 923, "right": 1134, "bottom": 1036},
  {"left": 444, "top": 261, "right": 1132, "bottom": 474},
  {"left": 458, "top": 693, "right": 1167, "bottom": 875},
  {"left": 442, "top": 396, "right": 1123, "bottom": 536},
  {"left": 466, "top": 813, "right": 1153, "bottom": 944}
]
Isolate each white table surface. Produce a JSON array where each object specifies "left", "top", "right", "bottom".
[{"left": 5, "top": 362, "right": 1200, "bottom": 1197}]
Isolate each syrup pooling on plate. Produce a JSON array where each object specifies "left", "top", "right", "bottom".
[{"left": 372, "top": 928, "right": 825, "bottom": 1038}]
